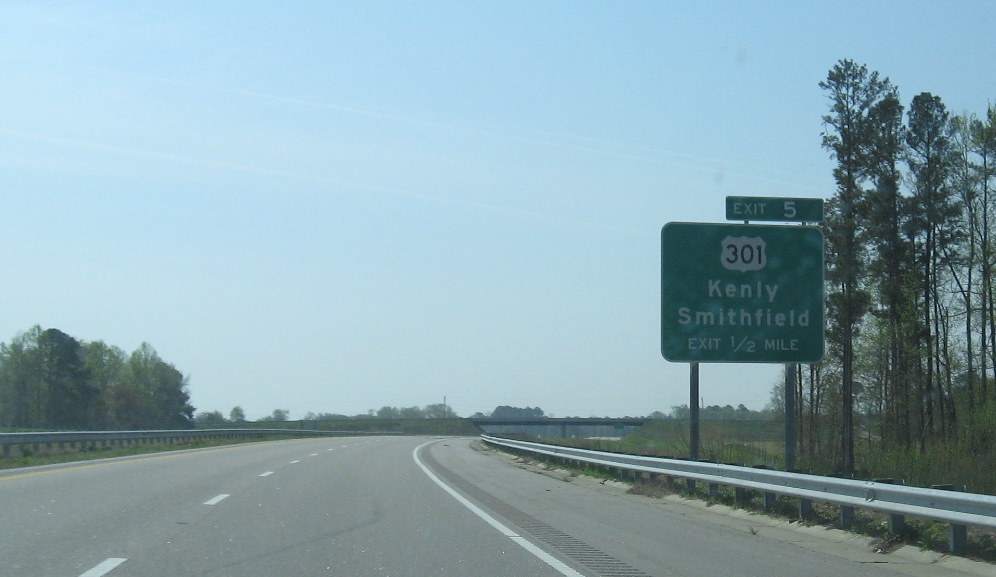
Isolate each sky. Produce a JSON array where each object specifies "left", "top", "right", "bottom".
[{"left": 2, "top": 1, "right": 994, "bottom": 421}]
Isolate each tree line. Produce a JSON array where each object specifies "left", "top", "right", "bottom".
[
  {"left": 664, "top": 404, "right": 775, "bottom": 422},
  {"left": 801, "top": 59, "right": 996, "bottom": 475},
  {"left": 194, "top": 404, "right": 458, "bottom": 425},
  {"left": 0, "top": 326, "right": 194, "bottom": 430}
]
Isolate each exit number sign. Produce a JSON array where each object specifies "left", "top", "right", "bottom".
[
  {"left": 726, "top": 196, "right": 823, "bottom": 222},
  {"left": 661, "top": 222, "right": 825, "bottom": 363}
]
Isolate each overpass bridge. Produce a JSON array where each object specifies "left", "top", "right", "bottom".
[{"left": 468, "top": 417, "right": 648, "bottom": 438}]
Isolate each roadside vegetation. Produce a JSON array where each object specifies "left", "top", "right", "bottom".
[
  {"left": 554, "top": 413, "right": 996, "bottom": 495},
  {"left": 0, "top": 327, "right": 193, "bottom": 430},
  {"left": 801, "top": 60, "right": 996, "bottom": 484}
]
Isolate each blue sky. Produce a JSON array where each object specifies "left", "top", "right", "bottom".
[{"left": 2, "top": 1, "right": 994, "bottom": 419}]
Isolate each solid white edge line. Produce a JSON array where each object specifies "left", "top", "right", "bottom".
[
  {"left": 412, "top": 441, "right": 584, "bottom": 577},
  {"left": 79, "top": 557, "right": 126, "bottom": 577},
  {"left": 203, "top": 493, "right": 230, "bottom": 505}
]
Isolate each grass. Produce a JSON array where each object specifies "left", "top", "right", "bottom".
[
  {"left": 556, "top": 419, "right": 996, "bottom": 494},
  {"left": 544, "top": 420, "right": 787, "bottom": 468}
]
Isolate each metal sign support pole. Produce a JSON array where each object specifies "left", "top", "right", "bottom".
[
  {"left": 784, "top": 363, "right": 797, "bottom": 471},
  {"left": 690, "top": 362, "right": 700, "bottom": 461}
]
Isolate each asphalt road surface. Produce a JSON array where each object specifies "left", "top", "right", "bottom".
[{"left": 0, "top": 436, "right": 990, "bottom": 577}]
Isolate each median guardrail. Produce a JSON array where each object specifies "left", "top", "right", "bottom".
[
  {"left": 0, "top": 428, "right": 390, "bottom": 459},
  {"left": 482, "top": 435, "right": 996, "bottom": 553}
]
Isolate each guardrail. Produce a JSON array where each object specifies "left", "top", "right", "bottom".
[
  {"left": 482, "top": 435, "right": 996, "bottom": 553},
  {"left": 0, "top": 428, "right": 391, "bottom": 459}
]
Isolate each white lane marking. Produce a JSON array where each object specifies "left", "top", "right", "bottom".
[
  {"left": 413, "top": 442, "right": 584, "bottom": 577},
  {"left": 203, "top": 494, "right": 230, "bottom": 505},
  {"left": 327, "top": 448, "right": 334, "bottom": 452},
  {"left": 259, "top": 471, "right": 274, "bottom": 477},
  {"left": 289, "top": 460, "right": 301, "bottom": 464},
  {"left": 80, "top": 557, "right": 126, "bottom": 577},
  {"left": 310, "top": 453, "right": 319, "bottom": 457}
]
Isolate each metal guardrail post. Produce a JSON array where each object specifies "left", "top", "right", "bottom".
[
  {"left": 874, "top": 479, "right": 906, "bottom": 533},
  {"left": 735, "top": 486, "right": 748, "bottom": 506},
  {"left": 754, "top": 465, "right": 777, "bottom": 511},
  {"left": 763, "top": 492, "right": 777, "bottom": 511},
  {"left": 798, "top": 498, "right": 813, "bottom": 520},
  {"left": 708, "top": 482, "right": 720, "bottom": 497},
  {"left": 840, "top": 505, "right": 855, "bottom": 530},
  {"left": 933, "top": 484, "right": 968, "bottom": 553},
  {"left": 827, "top": 472, "right": 855, "bottom": 529},
  {"left": 792, "top": 469, "right": 814, "bottom": 519}
]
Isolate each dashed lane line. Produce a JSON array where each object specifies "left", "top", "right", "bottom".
[
  {"left": 203, "top": 494, "right": 230, "bottom": 505},
  {"left": 79, "top": 557, "right": 126, "bottom": 577}
]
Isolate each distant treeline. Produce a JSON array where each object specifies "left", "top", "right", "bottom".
[
  {"left": 471, "top": 405, "right": 546, "bottom": 419},
  {"left": 0, "top": 326, "right": 194, "bottom": 430},
  {"left": 662, "top": 404, "right": 776, "bottom": 422},
  {"left": 195, "top": 403, "right": 458, "bottom": 425}
]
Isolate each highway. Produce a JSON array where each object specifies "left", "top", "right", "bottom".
[{"left": 0, "top": 436, "right": 988, "bottom": 577}]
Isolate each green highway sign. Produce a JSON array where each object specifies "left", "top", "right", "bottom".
[
  {"left": 726, "top": 196, "right": 824, "bottom": 222},
  {"left": 661, "top": 222, "right": 825, "bottom": 363}
]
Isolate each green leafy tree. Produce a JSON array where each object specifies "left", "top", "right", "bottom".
[
  {"left": 376, "top": 406, "right": 400, "bottom": 419},
  {"left": 948, "top": 113, "right": 985, "bottom": 417},
  {"left": 490, "top": 405, "right": 544, "bottom": 418},
  {"left": 0, "top": 326, "right": 44, "bottom": 427},
  {"left": 971, "top": 106, "right": 996, "bottom": 402},
  {"left": 37, "top": 328, "right": 94, "bottom": 429},
  {"left": 267, "top": 408, "right": 289, "bottom": 422},
  {"left": 195, "top": 410, "right": 228, "bottom": 425},
  {"left": 125, "top": 343, "right": 195, "bottom": 429},
  {"left": 229, "top": 406, "right": 246, "bottom": 423},
  {"left": 424, "top": 403, "right": 452, "bottom": 419},
  {"left": 906, "top": 92, "right": 959, "bottom": 441},
  {"left": 398, "top": 406, "right": 425, "bottom": 419},
  {"left": 820, "top": 59, "right": 892, "bottom": 472},
  {"left": 862, "top": 88, "right": 922, "bottom": 448},
  {"left": 83, "top": 340, "right": 127, "bottom": 429}
]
